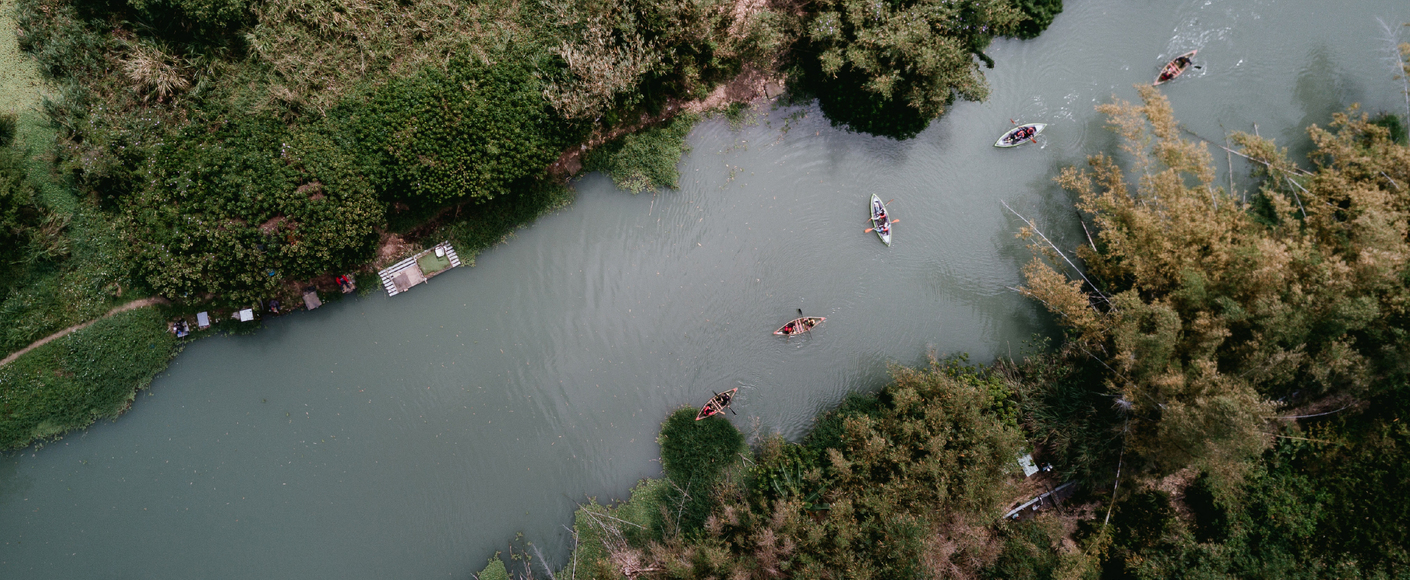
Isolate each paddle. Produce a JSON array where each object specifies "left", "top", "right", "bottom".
[{"left": 864, "top": 219, "right": 899, "bottom": 233}]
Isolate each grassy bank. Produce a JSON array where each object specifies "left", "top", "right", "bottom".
[{"left": 0, "top": 306, "right": 177, "bottom": 449}]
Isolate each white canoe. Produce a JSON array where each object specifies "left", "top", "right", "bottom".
[
  {"left": 994, "top": 123, "right": 1047, "bottom": 148},
  {"left": 870, "top": 194, "right": 892, "bottom": 246}
]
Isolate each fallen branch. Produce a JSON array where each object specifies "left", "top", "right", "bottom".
[{"left": 1002, "top": 200, "right": 1111, "bottom": 305}]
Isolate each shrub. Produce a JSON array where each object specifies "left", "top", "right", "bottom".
[
  {"left": 347, "top": 54, "right": 581, "bottom": 204},
  {"left": 797, "top": 0, "right": 1022, "bottom": 139},
  {"left": 657, "top": 406, "right": 745, "bottom": 533},
  {"left": 0, "top": 144, "right": 40, "bottom": 268},
  {"left": 130, "top": 114, "right": 382, "bottom": 304},
  {"left": 1011, "top": 0, "right": 1064, "bottom": 40},
  {"left": 583, "top": 114, "right": 697, "bottom": 193}
]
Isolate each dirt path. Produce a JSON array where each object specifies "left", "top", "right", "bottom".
[{"left": 0, "top": 297, "right": 170, "bottom": 368}]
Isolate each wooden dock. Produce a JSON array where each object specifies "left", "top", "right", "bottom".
[{"left": 378, "top": 241, "right": 462, "bottom": 297}]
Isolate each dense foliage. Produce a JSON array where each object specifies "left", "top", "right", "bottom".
[
  {"left": 797, "top": 0, "right": 1022, "bottom": 139},
  {"left": 1096, "top": 393, "right": 1410, "bottom": 578},
  {"left": 0, "top": 307, "right": 177, "bottom": 450},
  {"left": 1020, "top": 87, "right": 1410, "bottom": 480},
  {"left": 348, "top": 55, "right": 582, "bottom": 204},
  {"left": 1011, "top": 0, "right": 1064, "bottom": 39},
  {"left": 571, "top": 360, "right": 1024, "bottom": 579},
  {"left": 583, "top": 115, "right": 698, "bottom": 193},
  {"left": 130, "top": 115, "right": 382, "bottom": 304},
  {"left": 0, "top": 127, "right": 40, "bottom": 270}
]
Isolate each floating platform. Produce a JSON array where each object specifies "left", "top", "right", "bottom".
[{"left": 378, "top": 241, "right": 462, "bottom": 297}]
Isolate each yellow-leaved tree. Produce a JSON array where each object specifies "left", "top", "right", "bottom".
[{"left": 1020, "top": 85, "right": 1410, "bottom": 481}]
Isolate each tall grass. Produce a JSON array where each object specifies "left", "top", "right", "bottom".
[{"left": 0, "top": 306, "right": 177, "bottom": 450}]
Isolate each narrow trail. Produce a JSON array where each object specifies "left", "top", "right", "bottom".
[{"left": 0, "top": 297, "right": 169, "bottom": 368}]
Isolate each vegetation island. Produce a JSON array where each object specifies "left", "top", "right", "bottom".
[{"left": 1, "top": 0, "right": 1408, "bottom": 577}]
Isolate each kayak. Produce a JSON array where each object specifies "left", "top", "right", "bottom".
[
  {"left": 870, "top": 194, "right": 892, "bottom": 246},
  {"left": 695, "top": 388, "right": 738, "bottom": 420},
  {"left": 1154, "top": 50, "right": 1197, "bottom": 85},
  {"left": 774, "top": 316, "right": 825, "bottom": 336},
  {"left": 994, "top": 123, "right": 1046, "bottom": 148}
]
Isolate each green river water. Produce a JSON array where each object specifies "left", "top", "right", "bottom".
[{"left": 3, "top": 0, "right": 1409, "bottom": 576}]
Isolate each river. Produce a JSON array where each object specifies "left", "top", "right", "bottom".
[{"left": 3, "top": 0, "right": 1408, "bottom": 577}]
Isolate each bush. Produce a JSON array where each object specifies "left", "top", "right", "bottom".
[
  {"left": 0, "top": 307, "right": 177, "bottom": 450},
  {"left": 130, "top": 114, "right": 382, "bottom": 304},
  {"left": 346, "top": 54, "right": 581, "bottom": 204},
  {"left": 796, "top": 0, "right": 1022, "bottom": 139},
  {"left": 0, "top": 143, "right": 40, "bottom": 269},
  {"left": 1370, "top": 111, "right": 1407, "bottom": 144},
  {"left": 657, "top": 407, "right": 745, "bottom": 533},
  {"left": 583, "top": 114, "right": 697, "bottom": 193}
]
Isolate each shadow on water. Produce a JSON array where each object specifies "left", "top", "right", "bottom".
[{"left": 1288, "top": 44, "right": 1362, "bottom": 161}]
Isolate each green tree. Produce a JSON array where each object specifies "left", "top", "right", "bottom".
[
  {"left": 1011, "top": 0, "right": 1063, "bottom": 39},
  {"left": 798, "top": 0, "right": 1022, "bottom": 139},
  {"left": 130, "top": 114, "right": 382, "bottom": 304},
  {"left": 348, "top": 54, "right": 580, "bottom": 204}
]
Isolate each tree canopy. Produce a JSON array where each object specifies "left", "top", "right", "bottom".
[
  {"left": 1019, "top": 86, "right": 1410, "bottom": 479},
  {"left": 348, "top": 55, "right": 580, "bottom": 204},
  {"left": 130, "top": 115, "right": 382, "bottom": 304},
  {"left": 798, "top": 0, "right": 1022, "bottom": 139}
]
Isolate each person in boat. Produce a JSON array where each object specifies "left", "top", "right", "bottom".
[
  {"left": 782, "top": 322, "right": 795, "bottom": 335},
  {"left": 1161, "top": 57, "right": 1189, "bottom": 81}
]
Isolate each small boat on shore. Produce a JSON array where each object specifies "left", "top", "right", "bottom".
[
  {"left": 869, "top": 194, "right": 892, "bottom": 246},
  {"left": 695, "top": 388, "right": 738, "bottom": 420},
  {"left": 774, "top": 316, "right": 824, "bottom": 336},
  {"left": 1154, "top": 50, "right": 1197, "bottom": 85},
  {"left": 994, "top": 123, "right": 1046, "bottom": 148}
]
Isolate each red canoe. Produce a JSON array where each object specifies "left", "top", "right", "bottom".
[
  {"left": 695, "top": 388, "right": 738, "bottom": 420},
  {"left": 774, "top": 316, "right": 824, "bottom": 336}
]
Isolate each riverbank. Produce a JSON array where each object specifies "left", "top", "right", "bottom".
[{"left": 0, "top": 0, "right": 1064, "bottom": 451}]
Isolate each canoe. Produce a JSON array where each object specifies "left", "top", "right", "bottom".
[
  {"left": 774, "top": 316, "right": 825, "bottom": 336},
  {"left": 695, "top": 388, "right": 738, "bottom": 420},
  {"left": 994, "top": 123, "right": 1047, "bottom": 148},
  {"left": 1154, "top": 50, "right": 1197, "bottom": 85},
  {"left": 870, "top": 194, "right": 892, "bottom": 246}
]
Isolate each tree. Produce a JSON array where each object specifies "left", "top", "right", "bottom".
[
  {"left": 349, "top": 54, "right": 580, "bottom": 204},
  {"left": 798, "top": 0, "right": 1022, "bottom": 139},
  {"left": 1011, "top": 0, "right": 1063, "bottom": 40},
  {"left": 130, "top": 115, "right": 383, "bottom": 304},
  {"left": 1018, "top": 86, "right": 1410, "bottom": 479}
]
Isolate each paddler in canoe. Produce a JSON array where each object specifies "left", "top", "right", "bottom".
[
  {"left": 1155, "top": 50, "right": 1197, "bottom": 85},
  {"left": 775, "top": 315, "right": 824, "bottom": 336},
  {"left": 994, "top": 121, "right": 1046, "bottom": 148},
  {"left": 695, "top": 388, "right": 738, "bottom": 420},
  {"left": 872, "top": 198, "right": 890, "bottom": 236}
]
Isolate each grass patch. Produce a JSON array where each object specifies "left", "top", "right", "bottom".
[{"left": 0, "top": 306, "right": 177, "bottom": 450}]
